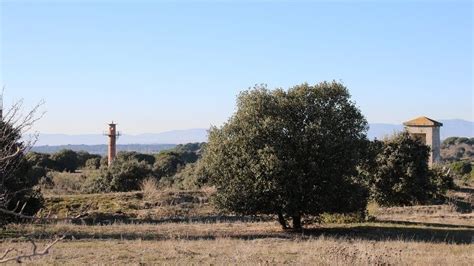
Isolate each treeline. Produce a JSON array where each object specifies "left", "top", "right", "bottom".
[
  {"left": 31, "top": 144, "right": 176, "bottom": 155},
  {"left": 27, "top": 143, "right": 206, "bottom": 193},
  {"left": 441, "top": 137, "right": 474, "bottom": 163}
]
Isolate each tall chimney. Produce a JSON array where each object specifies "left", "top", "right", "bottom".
[{"left": 107, "top": 122, "right": 118, "bottom": 166}]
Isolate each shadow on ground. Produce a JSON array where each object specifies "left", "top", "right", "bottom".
[{"left": 6, "top": 221, "right": 473, "bottom": 244}]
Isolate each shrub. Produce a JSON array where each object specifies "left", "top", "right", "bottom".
[
  {"left": 109, "top": 159, "right": 153, "bottom": 192},
  {"left": 1, "top": 120, "right": 44, "bottom": 224},
  {"left": 153, "top": 152, "right": 185, "bottom": 178},
  {"left": 81, "top": 174, "right": 112, "bottom": 194},
  {"left": 140, "top": 177, "right": 160, "bottom": 199},
  {"left": 51, "top": 149, "right": 79, "bottom": 172},
  {"left": 430, "top": 166, "right": 455, "bottom": 200},
  {"left": 116, "top": 151, "right": 155, "bottom": 165},
  {"left": 369, "top": 132, "right": 435, "bottom": 206},
  {"left": 450, "top": 161, "right": 472, "bottom": 176},
  {"left": 169, "top": 162, "right": 208, "bottom": 190},
  {"left": 85, "top": 157, "right": 101, "bottom": 170}
]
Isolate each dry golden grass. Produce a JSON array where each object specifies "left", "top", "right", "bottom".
[
  {"left": 2, "top": 187, "right": 472, "bottom": 265},
  {"left": 1, "top": 222, "right": 473, "bottom": 265},
  {"left": 139, "top": 177, "right": 160, "bottom": 200}
]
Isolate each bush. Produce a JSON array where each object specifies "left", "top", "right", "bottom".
[
  {"left": 85, "top": 157, "right": 101, "bottom": 170},
  {"left": 167, "top": 162, "right": 208, "bottom": 190},
  {"left": 153, "top": 152, "right": 185, "bottom": 178},
  {"left": 430, "top": 166, "right": 455, "bottom": 200},
  {"left": 140, "top": 177, "right": 160, "bottom": 199},
  {"left": 369, "top": 132, "right": 435, "bottom": 206},
  {"left": 83, "top": 157, "right": 153, "bottom": 193},
  {"left": 81, "top": 174, "right": 112, "bottom": 194},
  {"left": 116, "top": 151, "right": 155, "bottom": 165},
  {"left": 450, "top": 161, "right": 472, "bottom": 176},
  {"left": 51, "top": 149, "right": 79, "bottom": 172}
]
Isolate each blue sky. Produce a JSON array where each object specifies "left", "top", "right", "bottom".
[{"left": 1, "top": 0, "right": 472, "bottom": 134}]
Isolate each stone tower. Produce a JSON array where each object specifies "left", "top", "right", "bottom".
[
  {"left": 106, "top": 122, "right": 120, "bottom": 166},
  {"left": 403, "top": 116, "right": 443, "bottom": 166}
]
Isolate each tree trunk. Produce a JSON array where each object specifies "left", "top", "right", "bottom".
[
  {"left": 277, "top": 212, "right": 288, "bottom": 230},
  {"left": 292, "top": 215, "right": 302, "bottom": 230}
]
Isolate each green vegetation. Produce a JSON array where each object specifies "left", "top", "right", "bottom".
[
  {"left": 0, "top": 116, "right": 43, "bottom": 224},
  {"left": 441, "top": 137, "right": 474, "bottom": 162},
  {"left": 367, "top": 132, "right": 454, "bottom": 206},
  {"left": 202, "top": 82, "right": 369, "bottom": 229}
]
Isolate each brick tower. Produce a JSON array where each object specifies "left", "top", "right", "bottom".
[{"left": 106, "top": 122, "right": 120, "bottom": 166}]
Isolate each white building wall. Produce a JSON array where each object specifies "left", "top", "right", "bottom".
[{"left": 405, "top": 126, "right": 441, "bottom": 166}]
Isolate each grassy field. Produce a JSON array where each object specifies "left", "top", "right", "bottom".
[{"left": 1, "top": 188, "right": 473, "bottom": 265}]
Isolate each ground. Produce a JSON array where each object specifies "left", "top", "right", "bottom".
[{"left": 1, "top": 187, "right": 473, "bottom": 265}]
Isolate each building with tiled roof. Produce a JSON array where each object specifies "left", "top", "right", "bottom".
[{"left": 403, "top": 116, "right": 443, "bottom": 166}]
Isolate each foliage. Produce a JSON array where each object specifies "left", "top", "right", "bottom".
[
  {"left": 77, "top": 151, "right": 101, "bottom": 168},
  {"left": 368, "top": 132, "right": 452, "bottom": 206},
  {"left": 139, "top": 177, "right": 160, "bottom": 199},
  {"left": 443, "top": 137, "right": 474, "bottom": 146},
  {"left": 83, "top": 157, "right": 153, "bottom": 193},
  {"left": 116, "top": 151, "right": 155, "bottom": 165},
  {"left": 167, "top": 161, "right": 208, "bottom": 190},
  {"left": 51, "top": 149, "right": 80, "bottom": 172},
  {"left": 153, "top": 152, "right": 185, "bottom": 178},
  {"left": 429, "top": 166, "right": 455, "bottom": 199},
  {"left": 25, "top": 152, "right": 56, "bottom": 170},
  {"left": 202, "top": 81, "right": 369, "bottom": 229},
  {"left": 449, "top": 161, "right": 472, "bottom": 176},
  {"left": 0, "top": 118, "right": 44, "bottom": 224},
  {"left": 85, "top": 157, "right": 101, "bottom": 170}
]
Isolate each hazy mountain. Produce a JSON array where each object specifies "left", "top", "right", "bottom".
[
  {"left": 33, "top": 119, "right": 472, "bottom": 147},
  {"left": 31, "top": 144, "right": 176, "bottom": 155},
  {"left": 35, "top": 129, "right": 208, "bottom": 146}
]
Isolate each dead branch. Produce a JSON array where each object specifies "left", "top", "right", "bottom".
[{"left": 0, "top": 236, "right": 65, "bottom": 263}]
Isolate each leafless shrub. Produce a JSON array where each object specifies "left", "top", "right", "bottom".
[
  {"left": 0, "top": 94, "right": 45, "bottom": 211},
  {"left": 140, "top": 177, "right": 160, "bottom": 199}
]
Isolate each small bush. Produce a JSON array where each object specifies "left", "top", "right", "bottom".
[
  {"left": 81, "top": 174, "right": 112, "bottom": 194},
  {"left": 319, "top": 212, "right": 366, "bottom": 224},
  {"left": 450, "top": 161, "right": 472, "bottom": 176},
  {"left": 369, "top": 132, "right": 434, "bottom": 206},
  {"left": 430, "top": 166, "right": 455, "bottom": 200},
  {"left": 85, "top": 157, "right": 101, "bottom": 170},
  {"left": 140, "top": 177, "right": 160, "bottom": 199}
]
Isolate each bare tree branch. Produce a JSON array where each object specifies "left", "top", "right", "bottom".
[{"left": 0, "top": 236, "right": 65, "bottom": 263}]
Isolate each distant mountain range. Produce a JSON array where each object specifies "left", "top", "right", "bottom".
[
  {"left": 33, "top": 119, "right": 472, "bottom": 148},
  {"left": 34, "top": 129, "right": 209, "bottom": 146}
]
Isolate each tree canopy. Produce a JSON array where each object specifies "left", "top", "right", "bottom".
[{"left": 202, "top": 81, "right": 369, "bottom": 229}]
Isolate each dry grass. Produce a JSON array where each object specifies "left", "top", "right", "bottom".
[
  {"left": 2, "top": 187, "right": 472, "bottom": 264},
  {"left": 38, "top": 190, "right": 216, "bottom": 221},
  {"left": 139, "top": 177, "right": 160, "bottom": 200},
  {"left": 1, "top": 221, "right": 473, "bottom": 265}
]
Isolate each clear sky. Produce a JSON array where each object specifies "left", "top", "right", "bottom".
[{"left": 1, "top": 0, "right": 472, "bottom": 134}]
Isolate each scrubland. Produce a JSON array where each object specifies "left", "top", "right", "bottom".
[{"left": 1, "top": 187, "right": 473, "bottom": 265}]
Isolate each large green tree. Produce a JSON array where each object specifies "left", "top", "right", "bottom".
[{"left": 202, "top": 81, "right": 369, "bottom": 229}]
